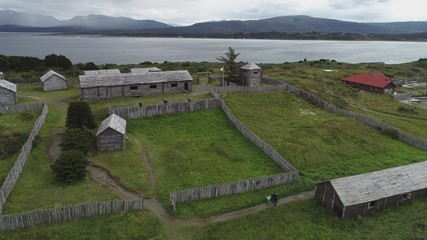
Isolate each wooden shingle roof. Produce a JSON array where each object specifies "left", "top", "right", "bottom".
[
  {"left": 79, "top": 70, "right": 193, "bottom": 88},
  {"left": 84, "top": 69, "right": 121, "bottom": 76},
  {"left": 0, "top": 79, "right": 17, "bottom": 93},
  {"left": 40, "top": 70, "right": 66, "bottom": 82},
  {"left": 129, "top": 67, "right": 161, "bottom": 73},
  {"left": 241, "top": 63, "right": 261, "bottom": 70},
  {"left": 330, "top": 161, "right": 427, "bottom": 207},
  {"left": 96, "top": 114, "right": 127, "bottom": 136}
]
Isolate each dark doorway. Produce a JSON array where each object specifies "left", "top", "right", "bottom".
[{"left": 185, "top": 82, "right": 189, "bottom": 91}]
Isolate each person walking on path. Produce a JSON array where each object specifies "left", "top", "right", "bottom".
[
  {"left": 266, "top": 194, "right": 272, "bottom": 205},
  {"left": 271, "top": 192, "right": 278, "bottom": 206}
]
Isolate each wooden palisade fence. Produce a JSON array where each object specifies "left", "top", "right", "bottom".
[
  {"left": 106, "top": 96, "right": 299, "bottom": 210},
  {"left": 0, "top": 198, "right": 143, "bottom": 232},
  {"left": 0, "top": 103, "right": 44, "bottom": 114},
  {"left": 109, "top": 98, "right": 221, "bottom": 119},
  {"left": 0, "top": 103, "right": 48, "bottom": 214},
  {"left": 211, "top": 78, "right": 427, "bottom": 151}
]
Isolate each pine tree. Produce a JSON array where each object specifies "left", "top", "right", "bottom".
[
  {"left": 217, "top": 47, "right": 241, "bottom": 84},
  {"left": 65, "top": 101, "right": 96, "bottom": 130},
  {"left": 51, "top": 150, "right": 89, "bottom": 183}
]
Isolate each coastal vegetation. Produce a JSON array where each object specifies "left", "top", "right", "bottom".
[{"left": 1, "top": 58, "right": 427, "bottom": 238}]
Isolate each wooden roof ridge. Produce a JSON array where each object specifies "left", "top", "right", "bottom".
[
  {"left": 79, "top": 70, "right": 193, "bottom": 88},
  {"left": 84, "top": 69, "right": 121, "bottom": 76},
  {"left": 330, "top": 160, "right": 427, "bottom": 206},
  {"left": 96, "top": 113, "right": 127, "bottom": 136},
  {"left": 40, "top": 70, "right": 66, "bottom": 82}
]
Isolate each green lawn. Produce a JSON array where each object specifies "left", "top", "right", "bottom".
[
  {"left": 0, "top": 111, "right": 40, "bottom": 183},
  {"left": 265, "top": 65, "right": 427, "bottom": 140},
  {"left": 0, "top": 209, "right": 165, "bottom": 240},
  {"left": 193, "top": 198, "right": 427, "bottom": 240},
  {"left": 128, "top": 109, "right": 284, "bottom": 217},
  {"left": 225, "top": 92, "right": 427, "bottom": 187}
]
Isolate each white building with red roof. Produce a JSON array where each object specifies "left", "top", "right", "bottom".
[{"left": 342, "top": 73, "right": 395, "bottom": 94}]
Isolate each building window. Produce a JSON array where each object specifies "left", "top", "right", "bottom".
[
  {"left": 400, "top": 193, "right": 412, "bottom": 202},
  {"left": 150, "top": 85, "right": 157, "bottom": 89},
  {"left": 171, "top": 83, "right": 178, "bottom": 87},
  {"left": 368, "top": 201, "right": 377, "bottom": 209},
  {"left": 253, "top": 71, "right": 258, "bottom": 74},
  {"left": 130, "top": 85, "right": 138, "bottom": 90}
]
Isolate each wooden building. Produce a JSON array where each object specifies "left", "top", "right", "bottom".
[
  {"left": 342, "top": 73, "right": 395, "bottom": 94},
  {"left": 84, "top": 69, "right": 121, "bottom": 76},
  {"left": 96, "top": 114, "right": 127, "bottom": 151},
  {"left": 241, "top": 63, "right": 262, "bottom": 87},
  {"left": 129, "top": 67, "right": 161, "bottom": 74},
  {"left": 0, "top": 73, "right": 17, "bottom": 105},
  {"left": 315, "top": 161, "right": 427, "bottom": 219},
  {"left": 40, "top": 70, "right": 68, "bottom": 91},
  {"left": 79, "top": 70, "right": 193, "bottom": 100}
]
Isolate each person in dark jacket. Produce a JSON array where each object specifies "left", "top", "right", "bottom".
[{"left": 271, "top": 192, "right": 278, "bottom": 206}]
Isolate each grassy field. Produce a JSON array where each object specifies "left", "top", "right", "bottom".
[
  {"left": 0, "top": 111, "right": 40, "bottom": 183},
  {"left": 128, "top": 109, "right": 284, "bottom": 217},
  {"left": 192, "top": 198, "right": 427, "bottom": 240},
  {"left": 0, "top": 209, "right": 165, "bottom": 240},
  {"left": 225, "top": 92, "right": 427, "bottom": 187},
  {"left": 264, "top": 63, "right": 427, "bottom": 139}
]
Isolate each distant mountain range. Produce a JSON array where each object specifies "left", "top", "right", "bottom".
[
  {"left": 0, "top": 10, "right": 170, "bottom": 31},
  {"left": 1, "top": 10, "right": 427, "bottom": 36}
]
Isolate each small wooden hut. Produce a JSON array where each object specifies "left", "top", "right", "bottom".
[
  {"left": 315, "top": 161, "right": 427, "bottom": 219},
  {"left": 241, "top": 63, "right": 262, "bottom": 87},
  {"left": 0, "top": 73, "right": 17, "bottom": 105},
  {"left": 96, "top": 114, "right": 127, "bottom": 151},
  {"left": 40, "top": 70, "right": 68, "bottom": 91}
]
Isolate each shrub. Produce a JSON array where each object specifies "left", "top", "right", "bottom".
[
  {"left": 397, "top": 105, "right": 418, "bottom": 114},
  {"left": 51, "top": 150, "right": 89, "bottom": 183},
  {"left": 0, "top": 133, "right": 26, "bottom": 159},
  {"left": 61, "top": 128, "right": 95, "bottom": 152},
  {"left": 65, "top": 101, "right": 96, "bottom": 130}
]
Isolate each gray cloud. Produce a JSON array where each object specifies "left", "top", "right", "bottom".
[{"left": 0, "top": 0, "right": 424, "bottom": 25}]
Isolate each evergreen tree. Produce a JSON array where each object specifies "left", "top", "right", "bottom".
[
  {"left": 61, "top": 128, "right": 95, "bottom": 152},
  {"left": 65, "top": 101, "right": 96, "bottom": 130},
  {"left": 217, "top": 47, "right": 241, "bottom": 84},
  {"left": 51, "top": 150, "right": 89, "bottom": 183}
]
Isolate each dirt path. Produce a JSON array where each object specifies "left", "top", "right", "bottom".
[{"left": 46, "top": 131, "right": 314, "bottom": 238}]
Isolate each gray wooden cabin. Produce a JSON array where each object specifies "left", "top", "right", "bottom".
[
  {"left": 40, "top": 70, "right": 68, "bottom": 91},
  {"left": 129, "top": 67, "right": 161, "bottom": 74},
  {"left": 315, "top": 161, "right": 427, "bottom": 219},
  {"left": 83, "top": 69, "right": 121, "bottom": 76},
  {"left": 96, "top": 114, "right": 127, "bottom": 151},
  {"left": 241, "top": 63, "right": 262, "bottom": 87},
  {"left": 79, "top": 70, "right": 193, "bottom": 100},
  {"left": 0, "top": 77, "right": 17, "bottom": 105}
]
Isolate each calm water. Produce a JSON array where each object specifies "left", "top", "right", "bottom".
[{"left": 1, "top": 32, "right": 427, "bottom": 64}]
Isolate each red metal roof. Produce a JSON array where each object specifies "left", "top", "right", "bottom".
[{"left": 342, "top": 73, "right": 393, "bottom": 88}]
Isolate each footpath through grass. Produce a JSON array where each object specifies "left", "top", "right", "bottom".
[
  {"left": 225, "top": 92, "right": 427, "bottom": 187},
  {"left": 193, "top": 198, "right": 427, "bottom": 240}
]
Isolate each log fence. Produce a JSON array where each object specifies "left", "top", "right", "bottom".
[
  {"left": 0, "top": 198, "right": 143, "bottom": 232},
  {"left": 0, "top": 103, "right": 48, "bottom": 214},
  {"left": 0, "top": 103, "right": 44, "bottom": 114}
]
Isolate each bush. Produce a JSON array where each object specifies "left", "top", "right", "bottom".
[
  {"left": 61, "top": 128, "right": 95, "bottom": 152},
  {"left": 51, "top": 150, "right": 89, "bottom": 183},
  {"left": 0, "top": 133, "right": 26, "bottom": 159},
  {"left": 397, "top": 105, "right": 418, "bottom": 114},
  {"left": 66, "top": 101, "right": 96, "bottom": 130}
]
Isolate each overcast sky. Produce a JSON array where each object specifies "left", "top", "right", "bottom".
[{"left": 1, "top": 0, "right": 426, "bottom": 26}]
